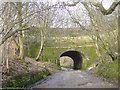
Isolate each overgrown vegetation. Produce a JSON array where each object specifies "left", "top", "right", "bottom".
[
  {"left": 0, "top": 1, "right": 119, "bottom": 88},
  {"left": 2, "top": 69, "right": 51, "bottom": 88},
  {"left": 81, "top": 46, "right": 98, "bottom": 70},
  {"left": 24, "top": 44, "right": 40, "bottom": 58},
  {"left": 24, "top": 40, "right": 97, "bottom": 69},
  {"left": 96, "top": 59, "right": 118, "bottom": 84}
]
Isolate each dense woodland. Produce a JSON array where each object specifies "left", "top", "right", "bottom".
[{"left": 0, "top": 0, "right": 119, "bottom": 88}]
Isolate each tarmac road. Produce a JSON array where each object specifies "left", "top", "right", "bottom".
[{"left": 32, "top": 70, "right": 118, "bottom": 88}]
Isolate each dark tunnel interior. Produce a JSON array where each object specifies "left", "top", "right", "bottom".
[{"left": 59, "top": 50, "right": 83, "bottom": 70}]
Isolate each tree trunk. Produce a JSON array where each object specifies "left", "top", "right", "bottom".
[
  {"left": 118, "top": 4, "right": 120, "bottom": 71},
  {"left": 82, "top": 2, "right": 103, "bottom": 62},
  {"left": 17, "top": 2, "right": 24, "bottom": 59},
  {"left": 36, "top": 29, "right": 45, "bottom": 61},
  {"left": 2, "top": 43, "right": 5, "bottom": 65},
  {"left": 13, "top": 38, "right": 19, "bottom": 57},
  {"left": 18, "top": 33, "right": 24, "bottom": 59},
  {"left": 6, "top": 41, "right": 9, "bottom": 69}
]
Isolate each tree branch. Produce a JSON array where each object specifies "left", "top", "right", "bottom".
[
  {"left": 0, "top": 27, "right": 30, "bottom": 46},
  {"left": 66, "top": 9, "right": 89, "bottom": 31},
  {"left": 64, "top": 0, "right": 80, "bottom": 6},
  {"left": 90, "top": 1, "right": 120, "bottom": 15}
]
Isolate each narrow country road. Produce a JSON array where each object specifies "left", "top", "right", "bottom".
[{"left": 32, "top": 70, "right": 118, "bottom": 88}]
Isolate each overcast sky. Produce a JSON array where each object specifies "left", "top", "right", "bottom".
[
  {"left": 0, "top": 0, "right": 116, "bottom": 10},
  {"left": 0, "top": 0, "right": 117, "bottom": 28},
  {"left": 49, "top": 0, "right": 116, "bottom": 28},
  {"left": 37, "top": 0, "right": 115, "bottom": 9}
]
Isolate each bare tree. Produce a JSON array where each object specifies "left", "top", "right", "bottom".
[
  {"left": 62, "top": 1, "right": 118, "bottom": 63},
  {"left": 89, "top": 1, "right": 120, "bottom": 60},
  {"left": 34, "top": 2, "right": 57, "bottom": 60}
]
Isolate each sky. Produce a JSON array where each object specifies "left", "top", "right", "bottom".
[
  {"left": 37, "top": 0, "right": 115, "bottom": 10},
  {"left": 0, "top": 0, "right": 117, "bottom": 28},
  {"left": 50, "top": 0, "right": 116, "bottom": 28},
  {"left": 0, "top": 0, "right": 118, "bottom": 39},
  {"left": 102, "top": 0, "right": 115, "bottom": 9},
  {"left": 0, "top": 0, "right": 116, "bottom": 10}
]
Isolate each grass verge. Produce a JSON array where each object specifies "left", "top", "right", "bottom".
[
  {"left": 96, "top": 59, "right": 118, "bottom": 84},
  {"left": 2, "top": 69, "right": 51, "bottom": 89}
]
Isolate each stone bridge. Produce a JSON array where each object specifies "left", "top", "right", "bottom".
[{"left": 57, "top": 49, "right": 84, "bottom": 70}]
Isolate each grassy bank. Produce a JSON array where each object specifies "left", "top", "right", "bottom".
[
  {"left": 2, "top": 69, "right": 51, "bottom": 88},
  {"left": 95, "top": 59, "right": 118, "bottom": 84}
]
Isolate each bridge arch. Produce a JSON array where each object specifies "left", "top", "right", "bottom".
[{"left": 58, "top": 50, "right": 83, "bottom": 70}]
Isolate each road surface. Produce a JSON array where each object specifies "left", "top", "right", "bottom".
[{"left": 32, "top": 70, "right": 118, "bottom": 88}]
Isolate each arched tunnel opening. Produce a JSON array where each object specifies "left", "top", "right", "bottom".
[
  {"left": 60, "top": 56, "right": 74, "bottom": 68},
  {"left": 59, "top": 50, "right": 83, "bottom": 70}
]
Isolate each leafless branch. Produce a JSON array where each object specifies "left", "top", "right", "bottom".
[{"left": 90, "top": 1, "right": 120, "bottom": 15}]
